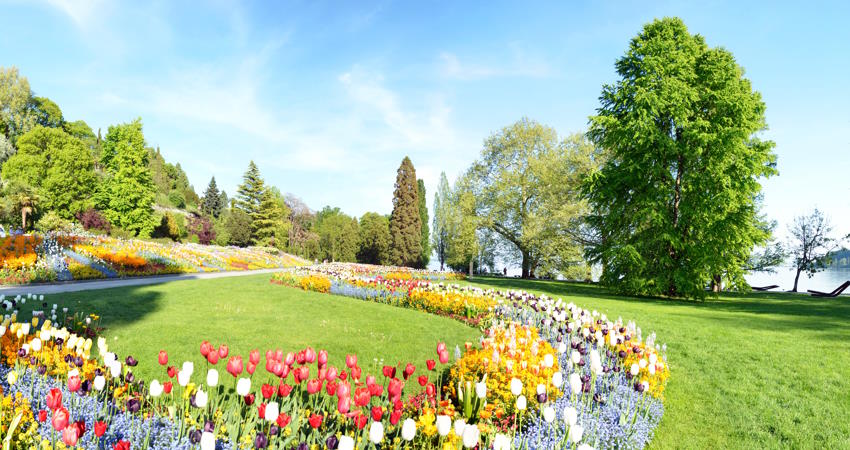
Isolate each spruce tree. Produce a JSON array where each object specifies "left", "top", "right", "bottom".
[
  {"left": 236, "top": 161, "right": 266, "bottom": 241},
  {"left": 388, "top": 157, "right": 422, "bottom": 267},
  {"left": 202, "top": 176, "right": 222, "bottom": 218},
  {"left": 253, "top": 189, "right": 286, "bottom": 247},
  {"left": 417, "top": 179, "right": 430, "bottom": 268}
]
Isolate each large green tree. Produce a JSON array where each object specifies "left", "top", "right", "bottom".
[
  {"left": 585, "top": 17, "right": 777, "bottom": 298},
  {"left": 316, "top": 207, "right": 359, "bottom": 262},
  {"left": 96, "top": 119, "right": 157, "bottom": 236},
  {"left": 1, "top": 126, "right": 96, "bottom": 219},
  {"left": 417, "top": 179, "right": 430, "bottom": 268},
  {"left": 467, "top": 118, "right": 599, "bottom": 278},
  {"left": 202, "top": 176, "right": 223, "bottom": 218},
  {"left": 357, "top": 212, "right": 391, "bottom": 265},
  {"left": 446, "top": 176, "right": 479, "bottom": 277},
  {"left": 31, "top": 97, "right": 64, "bottom": 128},
  {"left": 431, "top": 172, "right": 452, "bottom": 271},
  {"left": 236, "top": 161, "right": 266, "bottom": 223},
  {"left": 0, "top": 67, "right": 36, "bottom": 142},
  {"left": 253, "top": 188, "right": 291, "bottom": 248},
  {"left": 388, "top": 157, "right": 422, "bottom": 267}
]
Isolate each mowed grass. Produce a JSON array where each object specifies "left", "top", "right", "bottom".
[
  {"left": 462, "top": 276, "right": 850, "bottom": 450},
  {"left": 15, "top": 274, "right": 480, "bottom": 390}
]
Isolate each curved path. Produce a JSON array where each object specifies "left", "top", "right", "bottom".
[{"left": 0, "top": 268, "right": 289, "bottom": 296}]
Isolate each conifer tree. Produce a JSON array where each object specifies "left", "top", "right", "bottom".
[
  {"left": 253, "top": 189, "right": 287, "bottom": 247},
  {"left": 202, "top": 176, "right": 222, "bottom": 218},
  {"left": 388, "top": 157, "right": 422, "bottom": 267},
  {"left": 236, "top": 161, "right": 266, "bottom": 218}
]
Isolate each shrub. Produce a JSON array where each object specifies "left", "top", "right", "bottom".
[
  {"left": 75, "top": 208, "right": 111, "bottom": 233},
  {"left": 168, "top": 190, "right": 186, "bottom": 209},
  {"left": 36, "top": 211, "right": 72, "bottom": 232},
  {"left": 153, "top": 213, "right": 181, "bottom": 241},
  {"left": 188, "top": 215, "right": 216, "bottom": 245}
]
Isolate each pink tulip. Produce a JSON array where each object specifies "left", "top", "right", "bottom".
[
  {"left": 345, "top": 354, "right": 357, "bottom": 369},
  {"left": 67, "top": 376, "right": 81, "bottom": 393},
  {"left": 326, "top": 366, "right": 339, "bottom": 382},
  {"left": 61, "top": 425, "right": 78, "bottom": 447},
  {"left": 284, "top": 352, "right": 295, "bottom": 366},
  {"left": 318, "top": 349, "right": 328, "bottom": 366},
  {"left": 218, "top": 344, "right": 229, "bottom": 359},
  {"left": 337, "top": 396, "right": 350, "bottom": 414},
  {"left": 304, "top": 347, "right": 316, "bottom": 364}
]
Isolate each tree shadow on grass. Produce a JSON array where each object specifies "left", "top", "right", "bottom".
[{"left": 467, "top": 276, "right": 850, "bottom": 332}]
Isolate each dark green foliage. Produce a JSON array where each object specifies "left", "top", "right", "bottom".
[
  {"left": 153, "top": 213, "right": 181, "bottom": 241},
  {"left": 225, "top": 208, "right": 253, "bottom": 247},
  {"left": 585, "top": 17, "right": 777, "bottom": 299},
  {"left": 236, "top": 161, "right": 266, "bottom": 218},
  {"left": 202, "top": 177, "right": 223, "bottom": 218},
  {"left": 316, "top": 206, "right": 359, "bottom": 262},
  {"left": 357, "top": 212, "right": 391, "bottom": 265},
  {"left": 168, "top": 191, "right": 186, "bottom": 209},
  {"left": 148, "top": 148, "right": 199, "bottom": 209},
  {"left": 30, "top": 96, "right": 63, "bottom": 128},
  {"left": 417, "top": 179, "right": 430, "bottom": 268},
  {"left": 388, "top": 157, "right": 422, "bottom": 267}
]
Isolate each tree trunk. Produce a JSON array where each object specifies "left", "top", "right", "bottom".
[
  {"left": 792, "top": 267, "right": 802, "bottom": 292},
  {"left": 711, "top": 274, "right": 722, "bottom": 293},
  {"left": 21, "top": 209, "right": 27, "bottom": 231},
  {"left": 521, "top": 251, "right": 530, "bottom": 278},
  {"left": 468, "top": 257, "right": 473, "bottom": 279}
]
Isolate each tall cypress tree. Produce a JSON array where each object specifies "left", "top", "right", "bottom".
[
  {"left": 389, "top": 157, "right": 422, "bottom": 267},
  {"left": 202, "top": 176, "right": 222, "bottom": 218},
  {"left": 417, "top": 179, "right": 430, "bottom": 268}
]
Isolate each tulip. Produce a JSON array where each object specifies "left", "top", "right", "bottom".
[
  {"left": 67, "top": 375, "right": 81, "bottom": 392},
  {"left": 307, "top": 378, "right": 322, "bottom": 395},
  {"left": 401, "top": 418, "right": 416, "bottom": 441},
  {"left": 261, "top": 383, "right": 274, "bottom": 399},
  {"left": 516, "top": 395, "right": 527, "bottom": 411},
  {"left": 207, "top": 351, "right": 219, "bottom": 365},
  {"left": 403, "top": 363, "right": 416, "bottom": 379},
  {"left": 462, "top": 424, "right": 480, "bottom": 448},
  {"left": 200, "top": 340, "right": 212, "bottom": 357},
  {"left": 227, "top": 356, "right": 244, "bottom": 378},
  {"left": 218, "top": 344, "right": 228, "bottom": 359},
  {"left": 254, "top": 431, "right": 268, "bottom": 449},
  {"left": 247, "top": 362, "right": 257, "bottom": 375},
  {"left": 510, "top": 378, "right": 523, "bottom": 396},
  {"left": 178, "top": 370, "right": 190, "bottom": 387},
  {"left": 438, "top": 350, "right": 449, "bottom": 364},
  {"left": 236, "top": 377, "right": 251, "bottom": 396},
  {"left": 371, "top": 405, "right": 383, "bottom": 421},
  {"left": 568, "top": 424, "right": 584, "bottom": 443},
  {"left": 630, "top": 363, "right": 639, "bottom": 376},
  {"left": 207, "top": 369, "right": 219, "bottom": 387},
  {"left": 46, "top": 388, "right": 63, "bottom": 411},
  {"left": 150, "top": 379, "right": 164, "bottom": 397},
  {"left": 569, "top": 373, "right": 582, "bottom": 395},
  {"left": 345, "top": 354, "right": 357, "bottom": 368},
  {"left": 493, "top": 433, "right": 511, "bottom": 450},
  {"left": 426, "top": 359, "right": 436, "bottom": 371},
  {"left": 38, "top": 410, "right": 47, "bottom": 422},
  {"left": 309, "top": 413, "right": 323, "bottom": 429},
  {"left": 543, "top": 406, "right": 556, "bottom": 423},
  {"left": 552, "top": 371, "right": 563, "bottom": 388},
  {"left": 194, "top": 389, "right": 208, "bottom": 408},
  {"left": 563, "top": 406, "right": 578, "bottom": 426},
  {"left": 94, "top": 420, "right": 107, "bottom": 437},
  {"left": 475, "top": 380, "right": 487, "bottom": 399},
  {"left": 200, "top": 431, "right": 215, "bottom": 450},
  {"left": 265, "top": 402, "right": 279, "bottom": 421},
  {"left": 249, "top": 349, "right": 261, "bottom": 365},
  {"left": 418, "top": 375, "right": 428, "bottom": 387},
  {"left": 337, "top": 396, "right": 351, "bottom": 414},
  {"left": 163, "top": 381, "right": 173, "bottom": 394},
  {"left": 369, "top": 421, "right": 384, "bottom": 444},
  {"left": 327, "top": 366, "right": 339, "bottom": 382},
  {"left": 51, "top": 406, "right": 69, "bottom": 431},
  {"left": 338, "top": 436, "right": 355, "bottom": 450},
  {"left": 158, "top": 350, "right": 168, "bottom": 365},
  {"left": 94, "top": 375, "right": 106, "bottom": 391},
  {"left": 5, "top": 371, "right": 16, "bottom": 385},
  {"left": 436, "top": 415, "right": 451, "bottom": 436},
  {"left": 182, "top": 361, "right": 194, "bottom": 377},
  {"left": 318, "top": 349, "right": 328, "bottom": 366},
  {"left": 276, "top": 412, "right": 291, "bottom": 428},
  {"left": 61, "top": 425, "right": 79, "bottom": 447}
]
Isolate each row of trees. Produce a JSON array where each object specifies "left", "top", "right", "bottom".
[{"left": 430, "top": 18, "right": 842, "bottom": 298}]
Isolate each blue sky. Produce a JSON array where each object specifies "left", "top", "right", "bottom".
[{"left": 1, "top": 0, "right": 848, "bottom": 240}]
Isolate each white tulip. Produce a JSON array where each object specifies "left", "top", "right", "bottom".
[
  {"left": 150, "top": 379, "right": 163, "bottom": 397},
  {"left": 570, "top": 351, "right": 581, "bottom": 365},
  {"left": 338, "top": 436, "right": 355, "bottom": 450},
  {"left": 264, "top": 402, "right": 279, "bottom": 421},
  {"left": 182, "top": 361, "right": 194, "bottom": 377},
  {"left": 558, "top": 342, "right": 567, "bottom": 354},
  {"left": 516, "top": 395, "right": 527, "bottom": 411},
  {"left": 462, "top": 424, "right": 480, "bottom": 448},
  {"left": 563, "top": 406, "right": 578, "bottom": 426},
  {"left": 649, "top": 353, "right": 658, "bottom": 365},
  {"left": 177, "top": 370, "right": 190, "bottom": 387},
  {"left": 369, "top": 421, "right": 384, "bottom": 444},
  {"left": 194, "top": 389, "right": 208, "bottom": 408},
  {"left": 93, "top": 375, "right": 105, "bottom": 391},
  {"left": 475, "top": 380, "right": 487, "bottom": 399},
  {"left": 206, "top": 369, "right": 219, "bottom": 387},
  {"left": 648, "top": 364, "right": 656, "bottom": 375},
  {"left": 236, "top": 377, "right": 251, "bottom": 396},
  {"left": 568, "top": 424, "right": 584, "bottom": 443},
  {"left": 31, "top": 338, "right": 42, "bottom": 352},
  {"left": 109, "top": 361, "right": 121, "bottom": 378},
  {"left": 536, "top": 383, "right": 546, "bottom": 395},
  {"left": 552, "top": 371, "right": 563, "bottom": 388},
  {"left": 542, "top": 353, "right": 554, "bottom": 368},
  {"left": 639, "top": 359, "right": 647, "bottom": 369},
  {"left": 492, "top": 433, "right": 511, "bottom": 450},
  {"left": 630, "top": 363, "right": 640, "bottom": 376},
  {"left": 200, "top": 431, "right": 215, "bottom": 450},
  {"left": 569, "top": 373, "right": 582, "bottom": 395},
  {"left": 103, "top": 352, "right": 116, "bottom": 365},
  {"left": 509, "top": 377, "right": 523, "bottom": 396},
  {"left": 577, "top": 444, "right": 594, "bottom": 450},
  {"left": 543, "top": 406, "right": 555, "bottom": 423},
  {"left": 401, "top": 418, "right": 416, "bottom": 441},
  {"left": 436, "top": 415, "right": 451, "bottom": 436}
]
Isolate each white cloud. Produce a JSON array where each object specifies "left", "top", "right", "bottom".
[
  {"left": 44, "top": 0, "right": 104, "bottom": 26},
  {"left": 439, "top": 43, "right": 555, "bottom": 80}
]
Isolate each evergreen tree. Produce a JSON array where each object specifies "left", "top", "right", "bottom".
[
  {"left": 357, "top": 212, "right": 391, "bottom": 265},
  {"left": 253, "top": 189, "right": 288, "bottom": 247},
  {"left": 431, "top": 172, "right": 452, "bottom": 270},
  {"left": 202, "top": 177, "right": 222, "bottom": 218},
  {"left": 236, "top": 161, "right": 266, "bottom": 218},
  {"left": 417, "top": 179, "right": 430, "bottom": 268},
  {"left": 388, "top": 157, "right": 422, "bottom": 267},
  {"left": 96, "top": 119, "right": 157, "bottom": 236}
]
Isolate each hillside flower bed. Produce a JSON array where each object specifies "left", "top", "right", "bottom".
[{"left": 0, "top": 232, "right": 309, "bottom": 285}]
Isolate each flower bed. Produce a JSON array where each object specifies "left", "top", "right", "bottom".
[{"left": 0, "top": 264, "right": 669, "bottom": 449}]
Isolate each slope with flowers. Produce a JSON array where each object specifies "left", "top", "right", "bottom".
[{"left": 0, "top": 232, "right": 310, "bottom": 285}]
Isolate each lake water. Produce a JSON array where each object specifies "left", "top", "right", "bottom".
[{"left": 745, "top": 267, "right": 850, "bottom": 294}]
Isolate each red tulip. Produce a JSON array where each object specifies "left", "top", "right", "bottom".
[
  {"left": 337, "top": 396, "right": 351, "bottom": 414},
  {"left": 339, "top": 370, "right": 347, "bottom": 381},
  {"left": 436, "top": 342, "right": 447, "bottom": 354},
  {"left": 418, "top": 375, "right": 428, "bottom": 387},
  {"left": 261, "top": 383, "right": 274, "bottom": 400},
  {"left": 295, "top": 351, "right": 306, "bottom": 365},
  {"left": 318, "top": 366, "right": 328, "bottom": 381},
  {"left": 371, "top": 406, "right": 383, "bottom": 421},
  {"left": 426, "top": 383, "right": 436, "bottom": 397},
  {"left": 275, "top": 349, "right": 283, "bottom": 362},
  {"left": 276, "top": 412, "right": 291, "bottom": 428},
  {"left": 51, "top": 407, "right": 69, "bottom": 431},
  {"left": 388, "top": 378, "right": 404, "bottom": 402},
  {"left": 163, "top": 381, "right": 173, "bottom": 394},
  {"left": 38, "top": 410, "right": 47, "bottom": 422},
  {"left": 390, "top": 409, "right": 402, "bottom": 425},
  {"left": 318, "top": 349, "right": 328, "bottom": 366},
  {"left": 94, "top": 421, "right": 107, "bottom": 437},
  {"left": 158, "top": 350, "right": 168, "bottom": 366},
  {"left": 426, "top": 359, "right": 436, "bottom": 371},
  {"left": 306, "top": 378, "right": 322, "bottom": 395},
  {"left": 326, "top": 380, "right": 338, "bottom": 395},
  {"left": 226, "top": 356, "right": 243, "bottom": 377},
  {"left": 244, "top": 393, "right": 255, "bottom": 405},
  {"left": 294, "top": 366, "right": 309, "bottom": 383},
  {"left": 46, "top": 388, "right": 63, "bottom": 411},
  {"left": 249, "top": 349, "right": 260, "bottom": 365},
  {"left": 382, "top": 365, "right": 396, "bottom": 379},
  {"left": 113, "top": 441, "right": 131, "bottom": 450},
  {"left": 247, "top": 362, "right": 256, "bottom": 375},
  {"left": 280, "top": 363, "right": 290, "bottom": 379},
  {"left": 200, "top": 340, "right": 212, "bottom": 357},
  {"left": 368, "top": 383, "right": 383, "bottom": 397},
  {"left": 74, "top": 420, "right": 86, "bottom": 438},
  {"left": 61, "top": 425, "right": 79, "bottom": 447},
  {"left": 304, "top": 347, "right": 316, "bottom": 364},
  {"left": 366, "top": 375, "right": 376, "bottom": 386},
  {"left": 393, "top": 399, "right": 403, "bottom": 411},
  {"left": 326, "top": 366, "right": 339, "bottom": 382},
  {"left": 345, "top": 354, "right": 357, "bottom": 369},
  {"left": 284, "top": 352, "right": 295, "bottom": 366},
  {"left": 403, "top": 363, "right": 416, "bottom": 380},
  {"left": 438, "top": 350, "right": 449, "bottom": 364},
  {"left": 67, "top": 375, "right": 81, "bottom": 393},
  {"left": 354, "top": 387, "right": 370, "bottom": 407},
  {"left": 350, "top": 366, "right": 361, "bottom": 380},
  {"left": 265, "top": 349, "right": 274, "bottom": 362},
  {"left": 309, "top": 413, "right": 323, "bottom": 429},
  {"left": 355, "top": 412, "right": 368, "bottom": 429},
  {"left": 218, "top": 344, "right": 229, "bottom": 359},
  {"left": 271, "top": 361, "right": 284, "bottom": 377},
  {"left": 278, "top": 382, "right": 293, "bottom": 397},
  {"left": 336, "top": 382, "right": 351, "bottom": 399},
  {"left": 207, "top": 351, "right": 219, "bottom": 365},
  {"left": 257, "top": 403, "right": 266, "bottom": 418},
  {"left": 167, "top": 366, "right": 178, "bottom": 378}
]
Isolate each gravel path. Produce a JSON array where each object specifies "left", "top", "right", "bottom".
[{"left": 0, "top": 268, "right": 289, "bottom": 296}]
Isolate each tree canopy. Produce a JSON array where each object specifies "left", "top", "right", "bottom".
[{"left": 388, "top": 157, "right": 422, "bottom": 267}]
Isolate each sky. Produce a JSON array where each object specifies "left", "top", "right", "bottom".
[{"left": 1, "top": 0, "right": 848, "bottom": 242}]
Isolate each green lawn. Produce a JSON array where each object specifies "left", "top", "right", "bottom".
[
  {"left": 463, "top": 276, "right": 850, "bottom": 450},
  {"left": 14, "top": 274, "right": 850, "bottom": 449},
  {"left": 17, "top": 274, "right": 480, "bottom": 389}
]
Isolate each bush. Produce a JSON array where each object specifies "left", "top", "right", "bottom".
[
  {"left": 168, "top": 191, "right": 186, "bottom": 209},
  {"left": 36, "top": 211, "right": 73, "bottom": 232},
  {"left": 75, "top": 209, "right": 111, "bottom": 233},
  {"left": 225, "top": 209, "right": 252, "bottom": 247},
  {"left": 188, "top": 215, "right": 216, "bottom": 245},
  {"left": 153, "top": 213, "right": 181, "bottom": 241}
]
